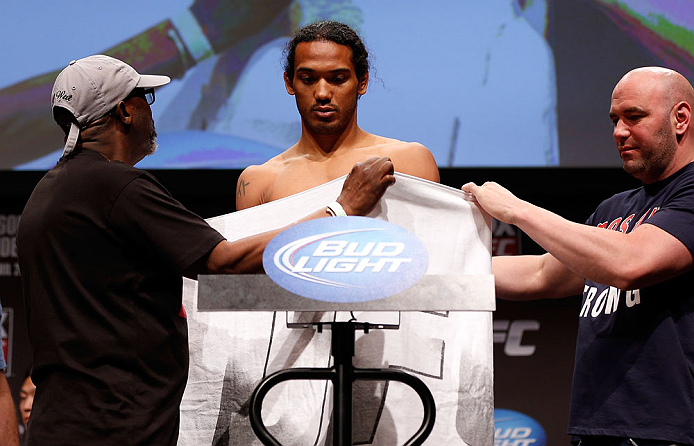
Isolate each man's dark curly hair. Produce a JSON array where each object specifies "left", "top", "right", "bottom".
[{"left": 283, "top": 20, "right": 369, "bottom": 82}]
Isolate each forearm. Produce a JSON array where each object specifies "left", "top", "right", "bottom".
[
  {"left": 493, "top": 253, "right": 584, "bottom": 300},
  {"left": 0, "top": 375, "right": 19, "bottom": 446},
  {"left": 207, "top": 207, "right": 332, "bottom": 274},
  {"left": 511, "top": 200, "right": 647, "bottom": 289},
  {"left": 210, "top": 156, "right": 396, "bottom": 274},
  {"left": 463, "top": 181, "right": 694, "bottom": 291}
]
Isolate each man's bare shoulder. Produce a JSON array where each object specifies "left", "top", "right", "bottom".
[
  {"left": 236, "top": 158, "right": 282, "bottom": 210},
  {"left": 365, "top": 137, "right": 440, "bottom": 183},
  {"left": 236, "top": 147, "right": 310, "bottom": 208},
  {"left": 374, "top": 138, "right": 429, "bottom": 155}
]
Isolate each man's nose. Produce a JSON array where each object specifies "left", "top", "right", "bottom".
[
  {"left": 613, "top": 119, "right": 629, "bottom": 141},
  {"left": 314, "top": 79, "right": 331, "bottom": 101}
]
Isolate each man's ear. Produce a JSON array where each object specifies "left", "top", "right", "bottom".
[
  {"left": 284, "top": 72, "right": 295, "bottom": 96},
  {"left": 357, "top": 71, "right": 369, "bottom": 96},
  {"left": 674, "top": 101, "right": 691, "bottom": 136},
  {"left": 111, "top": 100, "right": 134, "bottom": 126}
]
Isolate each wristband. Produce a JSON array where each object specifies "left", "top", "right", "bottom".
[{"left": 327, "top": 201, "right": 347, "bottom": 217}]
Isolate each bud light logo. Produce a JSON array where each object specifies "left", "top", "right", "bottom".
[
  {"left": 494, "top": 409, "right": 547, "bottom": 446},
  {"left": 263, "top": 216, "right": 428, "bottom": 302}
]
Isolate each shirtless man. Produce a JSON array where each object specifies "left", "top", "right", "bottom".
[
  {"left": 224, "top": 21, "right": 492, "bottom": 446},
  {"left": 236, "top": 20, "right": 439, "bottom": 208}
]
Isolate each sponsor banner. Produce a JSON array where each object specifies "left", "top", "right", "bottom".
[
  {"left": 0, "top": 213, "right": 22, "bottom": 378},
  {"left": 263, "top": 216, "right": 429, "bottom": 302},
  {"left": 493, "top": 298, "right": 580, "bottom": 445},
  {"left": 0, "top": 214, "right": 21, "bottom": 277},
  {"left": 1, "top": 306, "right": 11, "bottom": 372},
  {"left": 493, "top": 319, "right": 540, "bottom": 357},
  {"left": 494, "top": 408, "right": 547, "bottom": 446}
]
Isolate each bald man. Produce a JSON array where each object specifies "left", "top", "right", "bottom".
[{"left": 463, "top": 67, "right": 694, "bottom": 445}]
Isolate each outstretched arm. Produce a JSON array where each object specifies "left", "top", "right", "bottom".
[
  {"left": 198, "top": 156, "right": 396, "bottom": 275},
  {"left": 462, "top": 181, "right": 694, "bottom": 292},
  {"left": 493, "top": 253, "right": 585, "bottom": 300}
]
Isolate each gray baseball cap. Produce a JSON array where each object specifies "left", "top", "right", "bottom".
[{"left": 51, "top": 54, "right": 171, "bottom": 158}]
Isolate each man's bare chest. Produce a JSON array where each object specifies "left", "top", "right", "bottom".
[{"left": 267, "top": 156, "right": 372, "bottom": 201}]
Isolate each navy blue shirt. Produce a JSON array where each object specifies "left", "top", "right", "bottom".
[{"left": 568, "top": 163, "right": 694, "bottom": 445}]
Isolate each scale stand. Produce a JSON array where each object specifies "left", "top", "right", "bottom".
[
  {"left": 249, "top": 321, "right": 435, "bottom": 446},
  {"left": 197, "top": 274, "right": 495, "bottom": 446}
]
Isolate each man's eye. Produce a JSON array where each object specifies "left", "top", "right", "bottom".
[
  {"left": 301, "top": 77, "right": 315, "bottom": 84},
  {"left": 624, "top": 115, "right": 643, "bottom": 124}
]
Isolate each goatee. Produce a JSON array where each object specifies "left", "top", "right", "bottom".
[{"left": 147, "top": 124, "right": 158, "bottom": 156}]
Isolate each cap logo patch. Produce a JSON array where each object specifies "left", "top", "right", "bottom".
[{"left": 53, "top": 90, "right": 73, "bottom": 103}]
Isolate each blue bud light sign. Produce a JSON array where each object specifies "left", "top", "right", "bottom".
[
  {"left": 494, "top": 409, "right": 547, "bottom": 446},
  {"left": 263, "top": 216, "right": 429, "bottom": 302}
]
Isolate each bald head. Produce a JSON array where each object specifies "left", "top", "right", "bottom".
[
  {"left": 614, "top": 67, "right": 694, "bottom": 112},
  {"left": 610, "top": 67, "right": 694, "bottom": 183}
]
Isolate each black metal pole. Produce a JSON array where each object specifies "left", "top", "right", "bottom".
[
  {"left": 331, "top": 322, "right": 355, "bottom": 446},
  {"left": 249, "top": 321, "right": 436, "bottom": 446}
]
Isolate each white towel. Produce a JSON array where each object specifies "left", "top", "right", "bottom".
[{"left": 179, "top": 173, "right": 494, "bottom": 445}]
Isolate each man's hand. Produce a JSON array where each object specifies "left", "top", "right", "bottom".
[
  {"left": 337, "top": 157, "right": 396, "bottom": 216},
  {"left": 202, "top": 156, "right": 395, "bottom": 276},
  {"left": 461, "top": 181, "right": 527, "bottom": 225}
]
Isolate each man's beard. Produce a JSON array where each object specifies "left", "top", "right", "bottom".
[
  {"left": 623, "top": 119, "right": 676, "bottom": 180},
  {"left": 146, "top": 123, "right": 158, "bottom": 156},
  {"left": 301, "top": 94, "right": 359, "bottom": 136},
  {"left": 303, "top": 104, "right": 347, "bottom": 135}
]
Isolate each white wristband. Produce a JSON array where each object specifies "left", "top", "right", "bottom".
[{"left": 327, "top": 201, "right": 347, "bottom": 217}]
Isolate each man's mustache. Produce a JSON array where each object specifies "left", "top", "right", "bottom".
[{"left": 311, "top": 104, "right": 339, "bottom": 112}]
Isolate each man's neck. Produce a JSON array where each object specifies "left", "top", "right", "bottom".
[
  {"left": 78, "top": 140, "right": 142, "bottom": 167},
  {"left": 296, "top": 121, "right": 370, "bottom": 157},
  {"left": 638, "top": 145, "right": 694, "bottom": 184}
]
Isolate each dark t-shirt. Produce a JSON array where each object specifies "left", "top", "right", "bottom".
[
  {"left": 18, "top": 149, "right": 225, "bottom": 445},
  {"left": 568, "top": 163, "right": 694, "bottom": 445}
]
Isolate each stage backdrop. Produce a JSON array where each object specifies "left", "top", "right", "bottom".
[{"left": 1, "top": 0, "right": 693, "bottom": 170}]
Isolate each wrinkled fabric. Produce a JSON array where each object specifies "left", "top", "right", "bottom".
[{"left": 179, "top": 173, "right": 494, "bottom": 445}]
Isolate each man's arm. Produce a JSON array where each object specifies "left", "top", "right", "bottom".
[
  {"left": 0, "top": 373, "right": 20, "bottom": 446},
  {"left": 235, "top": 164, "right": 271, "bottom": 210},
  {"left": 463, "top": 181, "right": 694, "bottom": 291},
  {"left": 195, "top": 156, "right": 396, "bottom": 275},
  {"left": 493, "top": 253, "right": 585, "bottom": 300}
]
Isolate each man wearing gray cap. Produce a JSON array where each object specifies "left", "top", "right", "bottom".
[{"left": 16, "top": 55, "right": 395, "bottom": 446}]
